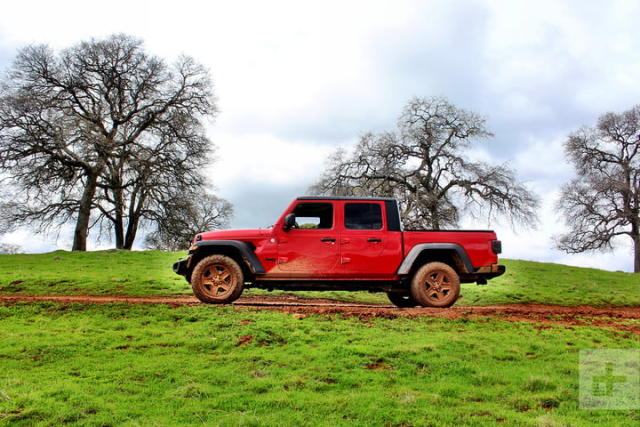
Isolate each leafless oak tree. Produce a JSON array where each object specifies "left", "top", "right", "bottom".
[
  {"left": 144, "top": 193, "right": 233, "bottom": 251},
  {"left": 0, "top": 34, "right": 217, "bottom": 250},
  {"left": 556, "top": 106, "right": 640, "bottom": 272},
  {"left": 310, "top": 97, "right": 538, "bottom": 229},
  {"left": 95, "top": 91, "right": 215, "bottom": 249},
  {"left": 0, "top": 242, "right": 23, "bottom": 255}
]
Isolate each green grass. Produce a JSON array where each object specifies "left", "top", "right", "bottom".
[
  {"left": 0, "top": 303, "right": 637, "bottom": 426},
  {"left": 0, "top": 250, "right": 186, "bottom": 297},
  {"left": 1, "top": 251, "right": 639, "bottom": 306},
  {"left": 460, "top": 259, "right": 640, "bottom": 307}
]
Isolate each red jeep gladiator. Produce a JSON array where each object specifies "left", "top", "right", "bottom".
[{"left": 173, "top": 197, "right": 505, "bottom": 308}]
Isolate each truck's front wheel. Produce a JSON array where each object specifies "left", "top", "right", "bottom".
[
  {"left": 410, "top": 262, "right": 460, "bottom": 308},
  {"left": 191, "top": 255, "right": 244, "bottom": 304}
]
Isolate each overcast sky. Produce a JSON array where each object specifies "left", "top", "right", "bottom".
[{"left": 1, "top": 0, "right": 640, "bottom": 271}]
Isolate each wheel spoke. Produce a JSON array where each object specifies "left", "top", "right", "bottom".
[
  {"left": 435, "top": 272, "right": 444, "bottom": 284},
  {"left": 424, "top": 278, "right": 437, "bottom": 288}
]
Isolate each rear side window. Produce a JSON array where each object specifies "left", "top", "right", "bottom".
[
  {"left": 345, "top": 203, "right": 383, "bottom": 230},
  {"left": 293, "top": 203, "right": 333, "bottom": 229}
]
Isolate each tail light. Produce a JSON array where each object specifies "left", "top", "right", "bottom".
[{"left": 491, "top": 240, "right": 502, "bottom": 254}]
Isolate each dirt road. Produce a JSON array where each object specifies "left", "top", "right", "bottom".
[{"left": 1, "top": 294, "right": 639, "bottom": 334}]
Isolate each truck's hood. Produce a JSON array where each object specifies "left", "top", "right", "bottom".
[{"left": 198, "top": 228, "right": 270, "bottom": 241}]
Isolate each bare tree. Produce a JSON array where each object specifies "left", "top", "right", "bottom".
[
  {"left": 311, "top": 97, "right": 538, "bottom": 229},
  {"left": 0, "top": 34, "right": 216, "bottom": 250},
  {"left": 96, "top": 99, "right": 213, "bottom": 249},
  {"left": 144, "top": 193, "right": 233, "bottom": 251},
  {"left": 0, "top": 62, "right": 102, "bottom": 249},
  {"left": 0, "top": 242, "right": 23, "bottom": 255},
  {"left": 556, "top": 106, "right": 640, "bottom": 272}
]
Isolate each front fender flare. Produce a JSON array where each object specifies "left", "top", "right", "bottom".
[
  {"left": 190, "top": 240, "right": 265, "bottom": 274},
  {"left": 397, "top": 243, "right": 474, "bottom": 275}
]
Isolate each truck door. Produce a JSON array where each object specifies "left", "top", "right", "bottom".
[
  {"left": 276, "top": 201, "right": 340, "bottom": 277},
  {"left": 338, "top": 201, "right": 403, "bottom": 277}
]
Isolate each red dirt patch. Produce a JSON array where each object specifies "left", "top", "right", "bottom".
[
  {"left": 236, "top": 335, "right": 253, "bottom": 347},
  {"left": 0, "top": 294, "right": 639, "bottom": 334}
]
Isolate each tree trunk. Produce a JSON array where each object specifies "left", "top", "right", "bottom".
[
  {"left": 123, "top": 218, "right": 138, "bottom": 250},
  {"left": 429, "top": 206, "right": 440, "bottom": 230},
  {"left": 114, "top": 217, "right": 124, "bottom": 249},
  {"left": 72, "top": 173, "right": 99, "bottom": 251},
  {"left": 123, "top": 191, "right": 146, "bottom": 250},
  {"left": 113, "top": 187, "right": 125, "bottom": 249},
  {"left": 632, "top": 224, "right": 640, "bottom": 273}
]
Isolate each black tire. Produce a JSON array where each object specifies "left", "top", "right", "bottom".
[
  {"left": 191, "top": 254, "right": 244, "bottom": 304},
  {"left": 410, "top": 261, "right": 460, "bottom": 308},
  {"left": 386, "top": 292, "right": 418, "bottom": 308}
]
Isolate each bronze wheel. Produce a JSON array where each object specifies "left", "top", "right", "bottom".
[
  {"left": 410, "top": 262, "right": 460, "bottom": 308},
  {"left": 191, "top": 255, "right": 244, "bottom": 304},
  {"left": 386, "top": 292, "right": 418, "bottom": 308}
]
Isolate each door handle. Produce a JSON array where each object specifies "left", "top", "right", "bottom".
[
  {"left": 367, "top": 238, "right": 382, "bottom": 243},
  {"left": 320, "top": 237, "right": 336, "bottom": 242}
]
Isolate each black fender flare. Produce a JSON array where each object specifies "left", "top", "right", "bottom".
[
  {"left": 397, "top": 243, "right": 474, "bottom": 275},
  {"left": 190, "top": 240, "right": 265, "bottom": 274}
]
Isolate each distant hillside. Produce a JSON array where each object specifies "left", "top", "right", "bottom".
[{"left": 0, "top": 251, "right": 638, "bottom": 306}]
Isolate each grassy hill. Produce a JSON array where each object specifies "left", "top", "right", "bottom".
[
  {"left": 0, "top": 250, "right": 638, "bottom": 306},
  {"left": 1, "top": 251, "right": 638, "bottom": 425}
]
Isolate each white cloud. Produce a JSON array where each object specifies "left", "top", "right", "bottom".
[
  {"left": 1, "top": 230, "right": 59, "bottom": 253},
  {"left": 512, "top": 137, "right": 573, "bottom": 184},
  {"left": 208, "top": 130, "right": 338, "bottom": 191}
]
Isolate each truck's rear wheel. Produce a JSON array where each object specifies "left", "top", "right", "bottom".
[
  {"left": 410, "top": 262, "right": 460, "bottom": 308},
  {"left": 386, "top": 292, "right": 418, "bottom": 308},
  {"left": 191, "top": 255, "right": 244, "bottom": 304}
]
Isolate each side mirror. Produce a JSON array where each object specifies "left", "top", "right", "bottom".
[{"left": 283, "top": 213, "right": 296, "bottom": 231}]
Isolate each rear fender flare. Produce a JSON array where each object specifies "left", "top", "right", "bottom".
[
  {"left": 190, "top": 240, "right": 265, "bottom": 275},
  {"left": 397, "top": 243, "right": 474, "bottom": 275}
]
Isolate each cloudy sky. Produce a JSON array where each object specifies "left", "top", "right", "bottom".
[{"left": 1, "top": 0, "right": 640, "bottom": 271}]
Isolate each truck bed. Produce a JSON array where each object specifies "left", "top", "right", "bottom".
[{"left": 402, "top": 230, "right": 499, "bottom": 270}]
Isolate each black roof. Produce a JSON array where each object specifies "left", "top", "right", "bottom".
[{"left": 297, "top": 196, "right": 397, "bottom": 202}]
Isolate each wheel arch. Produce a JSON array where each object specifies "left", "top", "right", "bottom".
[
  {"left": 188, "top": 240, "right": 265, "bottom": 282},
  {"left": 397, "top": 243, "right": 473, "bottom": 276}
]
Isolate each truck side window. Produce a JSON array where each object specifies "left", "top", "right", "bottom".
[
  {"left": 345, "top": 203, "right": 383, "bottom": 230},
  {"left": 292, "top": 203, "right": 333, "bottom": 229}
]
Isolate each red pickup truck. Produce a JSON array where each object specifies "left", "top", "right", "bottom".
[{"left": 173, "top": 197, "right": 504, "bottom": 308}]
